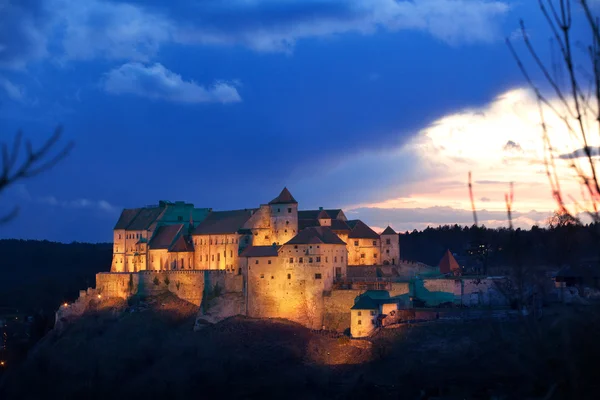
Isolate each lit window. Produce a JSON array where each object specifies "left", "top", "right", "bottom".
[{"left": 315, "top": 273, "right": 322, "bottom": 279}]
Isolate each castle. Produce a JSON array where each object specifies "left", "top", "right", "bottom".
[{"left": 110, "top": 187, "right": 400, "bottom": 275}]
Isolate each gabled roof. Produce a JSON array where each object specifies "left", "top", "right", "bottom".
[
  {"left": 268, "top": 187, "right": 297, "bottom": 204},
  {"left": 127, "top": 207, "right": 165, "bottom": 230},
  {"left": 439, "top": 250, "right": 461, "bottom": 274},
  {"left": 330, "top": 219, "right": 351, "bottom": 231},
  {"left": 299, "top": 219, "right": 319, "bottom": 230},
  {"left": 317, "top": 210, "right": 330, "bottom": 219},
  {"left": 149, "top": 224, "right": 184, "bottom": 249},
  {"left": 286, "top": 226, "right": 346, "bottom": 245},
  {"left": 347, "top": 220, "right": 380, "bottom": 240},
  {"left": 298, "top": 209, "right": 342, "bottom": 220},
  {"left": 381, "top": 226, "right": 397, "bottom": 235},
  {"left": 114, "top": 208, "right": 141, "bottom": 229},
  {"left": 240, "top": 245, "right": 280, "bottom": 257},
  {"left": 192, "top": 209, "right": 255, "bottom": 235},
  {"left": 169, "top": 235, "right": 194, "bottom": 253}
]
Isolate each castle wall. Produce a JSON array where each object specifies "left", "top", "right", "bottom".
[
  {"left": 192, "top": 234, "right": 241, "bottom": 271},
  {"left": 380, "top": 234, "right": 400, "bottom": 265},
  {"left": 347, "top": 238, "right": 380, "bottom": 266},
  {"left": 246, "top": 205, "right": 272, "bottom": 246},
  {"left": 95, "top": 270, "right": 243, "bottom": 307},
  {"left": 269, "top": 203, "right": 298, "bottom": 245}
]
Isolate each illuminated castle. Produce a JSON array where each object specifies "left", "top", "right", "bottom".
[{"left": 110, "top": 187, "right": 400, "bottom": 275}]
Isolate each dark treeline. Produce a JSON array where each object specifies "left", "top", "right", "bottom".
[
  {"left": 400, "top": 222, "right": 600, "bottom": 270},
  {"left": 0, "top": 240, "right": 112, "bottom": 315}
]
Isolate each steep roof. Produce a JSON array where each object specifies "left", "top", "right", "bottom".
[
  {"left": 114, "top": 208, "right": 141, "bottom": 229},
  {"left": 240, "top": 245, "right": 280, "bottom": 257},
  {"left": 286, "top": 226, "right": 346, "bottom": 245},
  {"left": 351, "top": 296, "right": 380, "bottom": 310},
  {"left": 149, "top": 224, "right": 184, "bottom": 249},
  {"left": 330, "top": 219, "right": 351, "bottom": 231},
  {"left": 347, "top": 220, "right": 380, "bottom": 240},
  {"left": 127, "top": 207, "right": 165, "bottom": 230},
  {"left": 439, "top": 250, "right": 461, "bottom": 274},
  {"left": 299, "top": 219, "right": 319, "bottom": 230},
  {"left": 192, "top": 209, "right": 254, "bottom": 235},
  {"left": 381, "top": 226, "right": 397, "bottom": 235},
  {"left": 268, "top": 187, "right": 297, "bottom": 204},
  {"left": 169, "top": 235, "right": 194, "bottom": 253},
  {"left": 317, "top": 210, "right": 330, "bottom": 219},
  {"left": 298, "top": 209, "right": 342, "bottom": 220}
]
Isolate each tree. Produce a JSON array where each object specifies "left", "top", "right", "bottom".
[
  {"left": 1, "top": 127, "right": 73, "bottom": 222},
  {"left": 507, "top": 0, "right": 600, "bottom": 224}
]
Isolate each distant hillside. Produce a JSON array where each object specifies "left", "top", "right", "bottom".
[{"left": 0, "top": 240, "right": 112, "bottom": 315}]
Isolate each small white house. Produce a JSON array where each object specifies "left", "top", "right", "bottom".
[{"left": 350, "top": 296, "right": 379, "bottom": 338}]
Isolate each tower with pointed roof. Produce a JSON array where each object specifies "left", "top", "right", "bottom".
[
  {"left": 267, "top": 187, "right": 299, "bottom": 246},
  {"left": 380, "top": 226, "right": 400, "bottom": 265}
]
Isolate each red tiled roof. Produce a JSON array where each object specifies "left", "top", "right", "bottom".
[
  {"left": 439, "top": 250, "right": 461, "bottom": 274},
  {"left": 127, "top": 207, "right": 166, "bottom": 230},
  {"left": 268, "top": 187, "right": 298, "bottom": 204},
  {"left": 149, "top": 224, "right": 184, "bottom": 249},
  {"left": 114, "top": 208, "right": 141, "bottom": 229},
  {"left": 192, "top": 209, "right": 254, "bottom": 235},
  {"left": 347, "top": 220, "right": 380, "bottom": 240},
  {"left": 240, "top": 245, "right": 280, "bottom": 257},
  {"left": 169, "top": 234, "right": 194, "bottom": 252},
  {"left": 381, "top": 226, "right": 397, "bottom": 235},
  {"left": 286, "top": 226, "right": 346, "bottom": 245}
]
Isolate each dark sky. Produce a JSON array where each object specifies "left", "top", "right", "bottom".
[{"left": 0, "top": 0, "right": 592, "bottom": 242}]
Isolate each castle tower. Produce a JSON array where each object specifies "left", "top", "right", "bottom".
[
  {"left": 380, "top": 226, "right": 399, "bottom": 265},
  {"left": 268, "top": 187, "right": 299, "bottom": 245}
]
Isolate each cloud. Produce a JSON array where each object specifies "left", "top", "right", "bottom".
[
  {"left": 0, "top": 77, "right": 27, "bottom": 102},
  {"left": 558, "top": 146, "right": 600, "bottom": 160},
  {"left": 1, "top": 0, "right": 510, "bottom": 70},
  {"left": 38, "top": 195, "right": 119, "bottom": 213},
  {"left": 503, "top": 140, "right": 522, "bottom": 152},
  {"left": 102, "top": 62, "right": 241, "bottom": 104}
]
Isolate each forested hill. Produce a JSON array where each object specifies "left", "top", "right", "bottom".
[
  {"left": 399, "top": 223, "right": 600, "bottom": 268},
  {"left": 0, "top": 240, "right": 112, "bottom": 315}
]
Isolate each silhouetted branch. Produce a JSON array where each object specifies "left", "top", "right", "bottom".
[
  {"left": 0, "top": 126, "right": 74, "bottom": 222},
  {"left": 468, "top": 171, "right": 478, "bottom": 226}
]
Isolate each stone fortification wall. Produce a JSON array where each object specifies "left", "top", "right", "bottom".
[
  {"left": 95, "top": 270, "right": 243, "bottom": 307},
  {"left": 416, "top": 277, "right": 509, "bottom": 307}
]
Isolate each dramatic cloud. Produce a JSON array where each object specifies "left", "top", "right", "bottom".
[
  {"left": 1, "top": 0, "right": 510, "bottom": 70},
  {"left": 102, "top": 63, "right": 241, "bottom": 104}
]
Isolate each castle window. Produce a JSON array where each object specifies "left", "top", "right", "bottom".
[
  {"left": 299, "top": 257, "right": 303, "bottom": 263},
  {"left": 265, "top": 236, "right": 269, "bottom": 240},
  {"left": 309, "top": 245, "right": 312, "bottom": 249},
  {"left": 294, "top": 245, "right": 298, "bottom": 249},
  {"left": 334, "top": 256, "right": 337, "bottom": 262},
  {"left": 370, "top": 310, "right": 376, "bottom": 316},
  {"left": 361, "top": 254, "right": 365, "bottom": 258},
  {"left": 210, "top": 239, "right": 212, "bottom": 245},
  {"left": 386, "top": 239, "right": 391, "bottom": 245},
  {"left": 358, "top": 320, "right": 362, "bottom": 325},
  {"left": 255, "top": 260, "right": 259, "bottom": 264},
  {"left": 309, "top": 257, "right": 313, "bottom": 263},
  {"left": 326, "top": 257, "right": 328, "bottom": 262},
  {"left": 284, "top": 230, "right": 287, "bottom": 233},
  {"left": 223, "top": 250, "right": 226, "bottom": 257},
  {"left": 271, "top": 276, "right": 274, "bottom": 279},
  {"left": 212, "top": 255, "right": 214, "bottom": 261},
  {"left": 268, "top": 260, "right": 271, "bottom": 265},
  {"left": 217, "top": 254, "right": 221, "bottom": 261},
  {"left": 315, "top": 273, "right": 322, "bottom": 279},
  {"left": 286, "top": 220, "right": 289, "bottom": 225},
  {"left": 288, "top": 208, "right": 292, "bottom": 213},
  {"left": 374, "top": 253, "right": 377, "bottom": 258},
  {"left": 118, "top": 234, "right": 121, "bottom": 239},
  {"left": 358, "top": 311, "right": 362, "bottom": 316},
  {"left": 287, "top": 274, "right": 291, "bottom": 279},
  {"left": 316, "top": 256, "right": 321, "bottom": 262},
  {"left": 317, "top": 245, "right": 320, "bottom": 248},
  {"left": 341, "top": 257, "right": 344, "bottom": 262},
  {"left": 177, "top": 216, "right": 183, "bottom": 221},
  {"left": 289, "top": 257, "right": 293, "bottom": 263},
  {"left": 260, "top": 274, "right": 264, "bottom": 278},
  {"left": 205, "top": 255, "right": 208, "bottom": 261},
  {"left": 354, "top": 241, "right": 359, "bottom": 246},
  {"left": 372, "top": 240, "right": 377, "bottom": 246},
  {"left": 230, "top": 250, "right": 233, "bottom": 257},
  {"left": 386, "top": 249, "right": 390, "bottom": 254}
]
